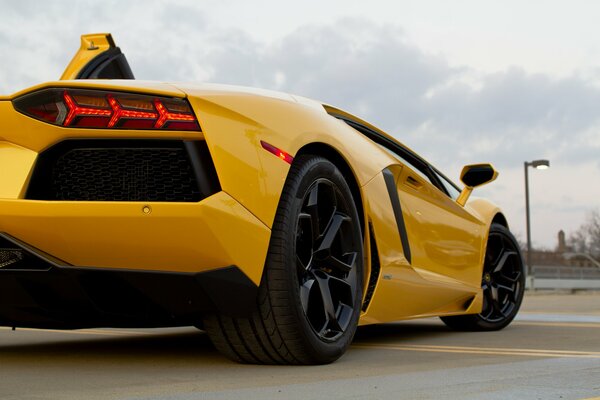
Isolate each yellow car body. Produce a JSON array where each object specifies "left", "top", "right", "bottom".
[{"left": 0, "top": 34, "right": 522, "bottom": 363}]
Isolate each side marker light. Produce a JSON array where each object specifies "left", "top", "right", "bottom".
[{"left": 260, "top": 140, "right": 294, "bottom": 164}]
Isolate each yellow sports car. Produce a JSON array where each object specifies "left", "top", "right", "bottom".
[{"left": 0, "top": 34, "right": 525, "bottom": 364}]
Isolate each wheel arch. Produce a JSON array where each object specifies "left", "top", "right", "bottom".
[
  {"left": 295, "top": 142, "right": 365, "bottom": 238},
  {"left": 492, "top": 212, "right": 509, "bottom": 229},
  {"left": 480, "top": 212, "right": 509, "bottom": 275}
]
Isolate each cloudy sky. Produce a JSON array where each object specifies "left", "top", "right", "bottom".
[{"left": 1, "top": 0, "right": 599, "bottom": 249}]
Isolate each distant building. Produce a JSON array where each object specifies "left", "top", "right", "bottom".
[
  {"left": 523, "top": 230, "right": 598, "bottom": 268},
  {"left": 557, "top": 230, "right": 568, "bottom": 253}
]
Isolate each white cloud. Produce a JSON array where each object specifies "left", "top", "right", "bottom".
[{"left": 0, "top": 1, "right": 598, "bottom": 248}]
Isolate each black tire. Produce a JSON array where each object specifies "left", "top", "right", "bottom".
[
  {"left": 203, "top": 155, "right": 364, "bottom": 364},
  {"left": 441, "top": 223, "right": 525, "bottom": 331}
]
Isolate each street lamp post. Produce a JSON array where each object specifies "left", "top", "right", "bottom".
[{"left": 524, "top": 159, "right": 550, "bottom": 279}]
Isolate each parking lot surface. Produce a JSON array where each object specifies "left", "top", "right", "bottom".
[{"left": 0, "top": 292, "right": 599, "bottom": 400}]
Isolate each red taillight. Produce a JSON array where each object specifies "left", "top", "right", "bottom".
[
  {"left": 12, "top": 88, "right": 201, "bottom": 131},
  {"left": 63, "top": 91, "right": 111, "bottom": 127},
  {"left": 153, "top": 99, "right": 197, "bottom": 129},
  {"left": 260, "top": 140, "right": 294, "bottom": 164},
  {"left": 107, "top": 95, "right": 156, "bottom": 128}
]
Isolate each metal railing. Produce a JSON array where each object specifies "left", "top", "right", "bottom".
[
  {"left": 528, "top": 265, "right": 600, "bottom": 290},
  {"left": 532, "top": 265, "right": 600, "bottom": 280}
]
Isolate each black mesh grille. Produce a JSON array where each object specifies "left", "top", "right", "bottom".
[
  {"left": 0, "top": 248, "right": 23, "bottom": 269},
  {"left": 26, "top": 140, "right": 220, "bottom": 202},
  {"left": 53, "top": 147, "right": 199, "bottom": 201}
]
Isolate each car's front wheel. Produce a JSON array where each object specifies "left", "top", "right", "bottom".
[
  {"left": 441, "top": 223, "right": 525, "bottom": 331},
  {"left": 203, "top": 155, "right": 364, "bottom": 364}
]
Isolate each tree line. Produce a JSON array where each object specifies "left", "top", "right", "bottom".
[{"left": 569, "top": 209, "right": 600, "bottom": 257}]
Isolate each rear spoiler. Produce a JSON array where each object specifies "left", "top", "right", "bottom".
[{"left": 60, "top": 33, "right": 134, "bottom": 80}]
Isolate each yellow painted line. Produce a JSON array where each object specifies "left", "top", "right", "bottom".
[
  {"left": 397, "top": 344, "right": 600, "bottom": 355},
  {"left": 515, "top": 321, "right": 600, "bottom": 329},
  {"left": 0, "top": 327, "right": 151, "bottom": 336},
  {"left": 353, "top": 343, "right": 600, "bottom": 359}
]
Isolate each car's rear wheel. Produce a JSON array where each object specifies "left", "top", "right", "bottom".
[
  {"left": 203, "top": 155, "right": 364, "bottom": 364},
  {"left": 441, "top": 223, "right": 525, "bottom": 331}
]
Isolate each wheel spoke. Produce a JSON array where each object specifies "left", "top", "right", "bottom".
[
  {"left": 327, "top": 252, "right": 356, "bottom": 274},
  {"left": 334, "top": 303, "right": 353, "bottom": 333},
  {"left": 327, "top": 273, "right": 354, "bottom": 294},
  {"left": 500, "top": 270, "right": 521, "bottom": 284},
  {"left": 304, "top": 185, "right": 322, "bottom": 240},
  {"left": 296, "top": 212, "right": 314, "bottom": 270},
  {"left": 497, "top": 305, "right": 508, "bottom": 318},
  {"left": 493, "top": 250, "right": 517, "bottom": 273},
  {"left": 313, "top": 271, "right": 349, "bottom": 338},
  {"left": 489, "top": 246, "right": 505, "bottom": 272},
  {"left": 490, "top": 285, "right": 499, "bottom": 303},
  {"left": 297, "top": 213, "right": 313, "bottom": 236},
  {"left": 489, "top": 285, "right": 505, "bottom": 315},
  {"left": 486, "top": 233, "right": 504, "bottom": 266},
  {"left": 482, "top": 286, "right": 495, "bottom": 319},
  {"left": 314, "top": 212, "right": 350, "bottom": 259},
  {"left": 304, "top": 181, "right": 338, "bottom": 240},
  {"left": 314, "top": 273, "right": 337, "bottom": 323},
  {"left": 300, "top": 277, "right": 316, "bottom": 314},
  {"left": 496, "top": 282, "right": 516, "bottom": 302}
]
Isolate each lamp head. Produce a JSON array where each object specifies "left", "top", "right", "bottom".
[{"left": 529, "top": 159, "right": 550, "bottom": 169}]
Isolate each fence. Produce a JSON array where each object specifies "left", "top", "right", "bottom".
[{"left": 528, "top": 265, "right": 600, "bottom": 290}]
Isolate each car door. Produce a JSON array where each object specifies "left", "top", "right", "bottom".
[
  {"left": 390, "top": 158, "right": 486, "bottom": 289},
  {"left": 332, "top": 115, "right": 488, "bottom": 319}
]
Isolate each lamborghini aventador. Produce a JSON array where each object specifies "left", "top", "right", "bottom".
[{"left": 0, "top": 33, "right": 525, "bottom": 364}]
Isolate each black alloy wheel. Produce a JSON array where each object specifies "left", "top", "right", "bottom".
[
  {"left": 479, "top": 228, "right": 523, "bottom": 323},
  {"left": 203, "top": 155, "right": 364, "bottom": 364},
  {"left": 295, "top": 178, "right": 359, "bottom": 341},
  {"left": 441, "top": 223, "right": 525, "bottom": 331}
]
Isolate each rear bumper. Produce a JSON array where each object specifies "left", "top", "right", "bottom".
[
  {"left": 0, "top": 232, "right": 258, "bottom": 329},
  {"left": 0, "top": 191, "right": 270, "bottom": 285}
]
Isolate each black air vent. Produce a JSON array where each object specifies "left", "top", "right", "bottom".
[
  {"left": 362, "top": 222, "right": 381, "bottom": 312},
  {"left": 52, "top": 147, "right": 198, "bottom": 202},
  {"left": 26, "top": 140, "right": 220, "bottom": 202}
]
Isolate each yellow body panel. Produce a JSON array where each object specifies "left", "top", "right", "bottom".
[
  {"left": 0, "top": 142, "right": 36, "bottom": 198},
  {"left": 358, "top": 170, "right": 483, "bottom": 325},
  {"left": 392, "top": 164, "right": 484, "bottom": 286},
  {"left": 0, "top": 78, "right": 505, "bottom": 325},
  {"left": 180, "top": 83, "right": 390, "bottom": 228},
  {"left": 0, "top": 194, "right": 269, "bottom": 286}
]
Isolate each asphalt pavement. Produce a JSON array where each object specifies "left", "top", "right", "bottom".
[{"left": 0, "top": 292, "right": 599, "bottom": 400}]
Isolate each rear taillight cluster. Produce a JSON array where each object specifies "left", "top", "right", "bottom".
[{"left": 13, "top": 88, "right": 200, "bottom": 131}]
